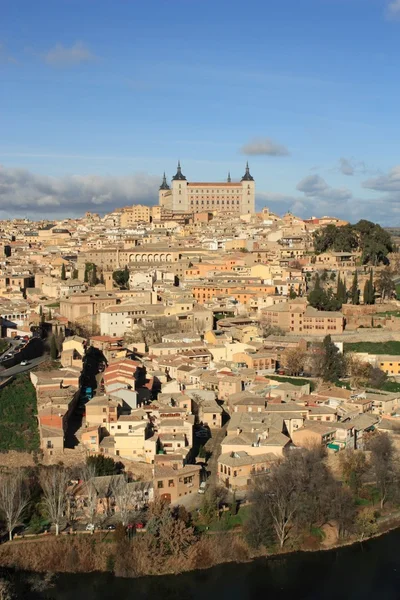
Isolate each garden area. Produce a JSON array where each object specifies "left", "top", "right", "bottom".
[
  {"left": 0, "top": 374, "right": 39, "bottom": 451},
  {"left": 344, "top": 341, "right": 400, "bottom": 355}
]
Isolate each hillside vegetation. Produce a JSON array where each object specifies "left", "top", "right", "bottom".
[
  {"left": 0, "top": 374, "right": 39, "bottom": 452},
  {"left": 313, "top": 220, "right": 393, "bottom": 265}
]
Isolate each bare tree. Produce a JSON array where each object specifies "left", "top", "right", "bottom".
[
  {"left": 110, "top": 476, "right": 136, "bottom": 526},
  {"left": 0, "top": 472, "right": 29, "bottom": 541},
  {"left": 250, "top": 457, "right": 301, "bottom": 548},
  {"left": 368, "top": 433, "right": 397, "bottom": 509},
  {"left": 281, "top": 347, "right": 306, "bottom": 376},
  {"left": 40, "top": 467, "right": 69, "bottom": 535},
  {"left": 125, "top": 317, "right": 181, "bottom": 349},
  {"left": 80, "top": 463, "right": 98, "bottom": 532}
]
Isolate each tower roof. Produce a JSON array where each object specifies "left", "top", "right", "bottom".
[
  {"left": 159, "top": 172, "right": 170, "bottom": 190},
  {"left": 172, "top": 160, "right": 187, "bottom": 181},
  {"left": 241, "top": 162, "right": 254, "bottom": 182}
]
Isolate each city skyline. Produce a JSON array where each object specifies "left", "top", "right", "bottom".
[{"left": 1, "top": 0, "right": 400, "bottom": 223}]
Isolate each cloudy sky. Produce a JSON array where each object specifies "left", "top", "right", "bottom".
[{"left": 1, "top": 0, "right": 400, "bottom": 223}]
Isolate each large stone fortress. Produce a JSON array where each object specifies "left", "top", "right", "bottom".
[{"left": 159, "top": 161, "right": 255, "bottom": 215}]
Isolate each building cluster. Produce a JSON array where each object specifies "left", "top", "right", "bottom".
[{"left": 1, "top": 164, "right": 400, "bottom": 508}]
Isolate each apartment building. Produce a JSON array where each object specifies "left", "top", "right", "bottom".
[{"left": 261, "top": 301, "right": 344, "bottom": 335}]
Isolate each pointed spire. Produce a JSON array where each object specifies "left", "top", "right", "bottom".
[
  {"left": 241, "top": 161, "right": 254, "bottom": 181},
  {"left": 172, "top": 160, "right": 187, "bottom": 181},
  {"left": 159, "top": 172, "right": 170, "bottom": 190},
  {"left": 227, "top": 172, "right": 231, "bottom": 183}
]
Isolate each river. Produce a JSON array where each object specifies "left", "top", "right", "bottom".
[{"left": 13, "top": 528, "right": 400, "bottom": 599}]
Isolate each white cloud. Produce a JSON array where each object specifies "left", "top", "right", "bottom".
[
  {"left": 0, "top": 165, "right": 159, "bottom": 217},
  {"left": 241, "top": 137, "right": 289, "bottom": 156},
  {"left": 363, "top": 165, "right": 400, "bottom": 192},
  {"left": 339, "top": 157, "right": 355, "bottom": 176},
  {"left": 387, "top": 0, "right": 400, "bottom": 18},
  {"left": 296, "top": 174, "right": 352, "bottom": 201},
  {"left": 44, "top": 42, "right": 97, "bottom": 67}
]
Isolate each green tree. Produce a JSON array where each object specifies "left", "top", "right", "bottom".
[
  {"left": 86, "top": 455, "right": 122, "bottom": 476},
  {"left": 319, "top": 335, "right": 346, "bottom": 382},
  {"left": 99, "top": 271, "right": 105, "bottom": 285},
  {"left": 113, "top": 266, "right": 130, "bottom": 289},
  {"left": 364, "top": 269, "right": 375, "bottom": 305},
  {"left": 72, "top": 268, "right": 79, "bottom": 279},
  {"left": 60, "top": 264, "right": 66, "bottom": 281},
  {"left": 336, "top": 275, "right": 347, "bottom": 305},
  {"left": 49, "top": 335, "right": 58, "bottom": 360},
  {"left": 84, "top": 263, "right": 98, "bottom": 286},
  {"left": 289, "top": 286, "right": 297, "bottom": 299},
  {"left": 313, "top": 220, "right": 393, "bottom": 265},
  {"left": 351, "top": 271, "right": 360, "bottom": 305},
  {"left": 376, "top": 267, "right": 395, "bottom": 301}
]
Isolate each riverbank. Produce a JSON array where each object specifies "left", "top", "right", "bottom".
[
  {"left": 1, "top": 508, "right": 400, "bottom": 580},
  {"left": 4, "top": 524, "right": 400, "bottom": 600}
]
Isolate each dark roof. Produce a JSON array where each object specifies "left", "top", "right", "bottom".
[
  {"left": 241, "top": 162, "right": 254, "bottom": 182},
  {"left": 159, "top": 172, "right": 170, "bottom": 190},
  {"left": 172, "top": 161, "right": 187, "bottom": 181}
]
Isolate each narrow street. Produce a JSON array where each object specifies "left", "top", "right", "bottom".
[{"left": 204, "top": 422, "right": 229, "bottom": 487}]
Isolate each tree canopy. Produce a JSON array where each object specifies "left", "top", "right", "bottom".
[
  {"left": 313, "top": 220, "right": 393, "bottom": 265},
  {"left": 307, "top": 274, "right": 342, "bottom": 311},
  {"left": 113, "top": 266, "right": 130, "bottom": 289}
]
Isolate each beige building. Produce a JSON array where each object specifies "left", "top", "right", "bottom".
[
  {"left": 159, "top": 162, "right": 255, "bottom": 215},
  {"left": 153, "top": 463, "right": 201, "bottom": 503},
  {"left": 262, "top": 302, "right": 344, "bottom": 336},
  {"left": 120, "top": 204, "right": 151, "bottom": 227},
  {"left": 218, "top": 451, "right": 276, "bottom": 491}
]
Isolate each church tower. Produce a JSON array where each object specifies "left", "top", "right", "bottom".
[
  {"left": 240, "top": 162, "right": 255, "bottom": 214},
  {"left": 171, "top": 161, "right": 189, "bottom": 211},
  {"left": 158, "top": 172, "right": 171, "bottom": 208}
]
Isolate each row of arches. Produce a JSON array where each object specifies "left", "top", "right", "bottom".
[{"left": 128, "top": 253, "right": 176, "bottom": 263}]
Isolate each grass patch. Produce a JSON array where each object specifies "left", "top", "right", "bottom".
[
  {"left": 344, "top": 341, "right": 400, "bottom": 355},
  {"left": 310, "top": 526, "right": 326, "bottom": 540},
  {"left": 0, "top": 338, "right": 9, "bottom": 354},
  {"left": 335, "top": 380, "right": 351, "bottom": 390},
  {"left": 396, "top": 284, "right": 400, "bottom": 300},
  {"left": 268, "top": 375, "right": 315, "bottom": 392},
  {"left": 0, "top": 374, "right": 39, "bottom": 451},
  {"left": 379, "top": 381, "right": 400, "bottom": 393},
  {"left": 195, "top": 505, "right": 250, "bottom": 533},
  {"left": 376, "top": 310, "right": 400, "bottom": 318}
]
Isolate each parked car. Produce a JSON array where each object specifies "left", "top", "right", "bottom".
[
  {"left": 106, "top": 524, "right": 116, "bottom": 530},
  {"left": 20, "top": 360, "right": 29, "bottom": 366},
  {"left": 4, "top": 354, "right": 13, "bottom": 359},
  {"left": 195, "top": 430, "right": 209, "bottom": 439},
  {"left": 198, "top": 481, "right": 207, "bottom": 495},
  {"left": 85, "top": 523, "right": 95, "bottom": 532}
]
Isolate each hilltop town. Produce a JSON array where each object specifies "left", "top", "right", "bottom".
[{"left": 1, "top": 162, "right": 400, "bottom": 556}]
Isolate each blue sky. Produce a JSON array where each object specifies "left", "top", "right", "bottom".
[{"left": 1, "top": 0, "right": 400, "bottom": 222}]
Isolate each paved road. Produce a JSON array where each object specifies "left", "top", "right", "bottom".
[
  {"left": 0, "top": 338, "right": 19, "bottom": 359},
  {"left": 0, "top": 355, "right": 47, "bottom": 377}
]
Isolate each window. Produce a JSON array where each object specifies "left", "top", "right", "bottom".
[
  {"left": 168, "top": 479, "right": 174, "bottom": 487},
  {"left": 157, "top": 481, "right": 164, "bottom": 489}
]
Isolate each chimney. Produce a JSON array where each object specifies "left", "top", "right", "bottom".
[{"left": 236, "top": 427, "right": 242, "bottom": 435}]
